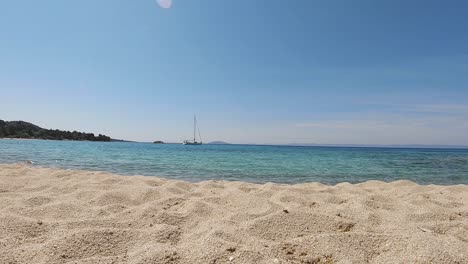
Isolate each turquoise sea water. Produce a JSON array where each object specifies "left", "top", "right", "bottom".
[{"left": 1, "top": 139, "right": 467, "bottom": 185}]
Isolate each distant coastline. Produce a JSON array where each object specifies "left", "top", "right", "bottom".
[
  {"left": 0, "top": 120, "right": 111, "bottom": 142},
  {"left": 207, "top": 141, "right": 231, "bottom": 145},
  {"left": 2, "top": 119, "right": 467, "bottom": 149}
]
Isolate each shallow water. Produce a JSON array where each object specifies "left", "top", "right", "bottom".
[{"left": 1, "top": 139, "right": 467, "bottom": 184}]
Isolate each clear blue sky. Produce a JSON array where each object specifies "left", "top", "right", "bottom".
[{"left": 1, "top": 0, "right": 468, "bottom": 145}]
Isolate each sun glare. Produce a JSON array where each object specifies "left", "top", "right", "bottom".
[{"left": 156, "top": 0, "right": 172, "bottom": 9}]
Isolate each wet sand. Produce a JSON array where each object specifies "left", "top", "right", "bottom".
[{"left": 0, "top": 164, "right": 467, "bottom": 263}]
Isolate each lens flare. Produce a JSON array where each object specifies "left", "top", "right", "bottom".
[{"left": 156, "top": 0, "right": 172, "bottom": 9}]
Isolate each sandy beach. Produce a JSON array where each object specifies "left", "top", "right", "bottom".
[{"left": 0, "top": 164, "right": 467, "bottom": 263}]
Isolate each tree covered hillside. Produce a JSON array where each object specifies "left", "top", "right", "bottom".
[{"left": 0, "top": 120, "right": 111, "bottom": 141}]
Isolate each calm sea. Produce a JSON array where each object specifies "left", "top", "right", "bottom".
[{"left": 1, "top": 139, "right": 467, "bottom": 185}]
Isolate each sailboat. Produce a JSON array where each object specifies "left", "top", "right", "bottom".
[{"left": 183, "top": 115, "right": 202, "bottom": 145}]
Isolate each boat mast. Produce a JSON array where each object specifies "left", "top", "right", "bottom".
[{"left": 193, "top": 115, "right": 196, "bottom": 142}]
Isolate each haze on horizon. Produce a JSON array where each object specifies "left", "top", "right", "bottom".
[{"left": 1, "top": 0, "right": 468, "bottom": 145}]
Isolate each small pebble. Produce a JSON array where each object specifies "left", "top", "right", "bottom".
[
  {"left": 283, "top": 209, "right": 289, "bottom": 214},
  {"left": 226, "top": 247, "right": 236, "bottom": 253},
  {"left": 228, "top": 256, "right": 234, "bottom": 261}
]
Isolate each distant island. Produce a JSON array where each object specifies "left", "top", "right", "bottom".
[
  {"left": 0, "top": 120, "right": 111, "bottom": 142},
  {"left": 153, "top": 141, "right": 165, "bottom": 144},
  {"left": 208, "top": 141, "right": 230, "bottom": 145}
]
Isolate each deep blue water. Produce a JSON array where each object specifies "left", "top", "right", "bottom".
[{"left": 1, "top": 139, "right": 467, "bottom": 185}]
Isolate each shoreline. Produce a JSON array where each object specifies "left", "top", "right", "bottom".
[
  {"left": 1, "top": 164, "right": 467, "bottom": 263},
  {"left": 3, "top": 162, "right": 468, "bottom": 187}
]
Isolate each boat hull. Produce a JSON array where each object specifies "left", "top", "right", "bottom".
[{"left": 183, "top": 142, "right": 202, "bottom": 145}]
